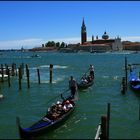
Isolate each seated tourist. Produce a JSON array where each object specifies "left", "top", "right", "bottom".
[
  {"left": 81, "top": 76, "right": 88, "bottom": 84},
  {"left": 63, "top": 100, "right": 73, "bottom": 112}
]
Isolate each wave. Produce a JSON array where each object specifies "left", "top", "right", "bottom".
[
  {"left": 22, "top": 75, "right": 65, "bottom": 84},
  {"left": 39, "top": 65, "right": 68, "bottom": 69}
]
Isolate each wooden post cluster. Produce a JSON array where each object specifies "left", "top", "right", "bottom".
[{"left": 1, "top": 63, "right": 55, "bottom": 89}]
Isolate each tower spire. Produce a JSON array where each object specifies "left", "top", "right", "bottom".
[
  {"left": 82, "top": 17, "right": 85, "bottom": 26},
  {"left": 81, "top": 18, "right": 87, "bottom": 44}
]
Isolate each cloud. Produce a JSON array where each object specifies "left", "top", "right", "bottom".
[
  {"left": 1, "top": 36, "right": 140, "bottom": 50},
  {"left": 50, "top": 37, "right": 81, "bottom": 44},
  {"left": 0, "top": 38, "right": 45, "bottom": 50},
  {"left": 121, "top": 36, "right": 140, "bottom": 42}
]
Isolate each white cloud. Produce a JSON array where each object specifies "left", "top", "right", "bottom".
[
  {"left": 0, "top": 38, "right": 45, "bottom": 50},
  {"left": 1, "top": 36, "right": 140, "bottom": 50},
  {"left": 121, "top": 36, "right": 140, "bottom": 42},
  {"left": 50, "top": 37, "right": 81, "bottom": 44}
]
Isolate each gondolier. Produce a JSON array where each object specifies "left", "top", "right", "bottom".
[
  {"left": 69, "top": 76, "right": 77, "bottom": 98},
  {"left": 89, "top": 64, "right": 94, "bottom": 79}
]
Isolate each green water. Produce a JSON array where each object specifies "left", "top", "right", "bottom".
[{"left": 0, "top": 51, "right": 140, "bottom": 139}]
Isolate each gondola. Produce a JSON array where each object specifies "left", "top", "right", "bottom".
[
  {"left": 77, "top": 75, "right": 94, "bottom": 90},
  {"left": 129, "top": 69, "right": 140, "bottom": 91},
  {"left": 16, "top": 95, "right": 75, "bottom": 139},
  {"left": 30, "top": 54, "right": 40, "bottom": 58}
]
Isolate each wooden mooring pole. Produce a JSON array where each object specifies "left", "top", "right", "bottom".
[
  {"left": 139, "top": 104, "right": 140, "bottom": 120},
  {"left": 7, "top": 68, "right": 11, "bottom": 87},
  {"left": 107, "top": 103, "right": 110, "bottom": 139},
  {"left": 26, "top": 64, "right": 30, "bottom": 88},
  {"left": 5, "top": 64, "right": 8, "bottom": 75},
  {"left": 15, "top": 64, "right": 17, "bottom": 76},
  {"left": 125, "top": 57, "right": 128, "bottom": 90},
  {"left": 37, "top": 68, "right": 40, "bottom": 84},
  {"left": 95, "top": 103, "right": 110, "bottom": 139},
  {"left": 21, "top": 63, "right": 24, "bottom": 75},
  {"left": 1, "top": 64, "right": 4, "bottom": 82},
  {"left": 25, "top": 64, "right": 28, "bottom": 75},
  {"left": 12, "top": 63, "right": 15, "bottom": 76},
  {"left": 101, "top": 116, "right": 108, "bottom": 139},
  {"left": 50, "top": 64, "right": 53, "bottom": 83},
  {"left": 27, "top": 68, "right": 30, "bottom": 88},
  {"left": 18, "top": 67, "right": 22, "bottom": 90},
  {"left": 121, "top": 77, "right": 126, "bottom": 95}
]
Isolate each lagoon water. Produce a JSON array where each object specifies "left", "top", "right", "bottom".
[{"left": 0, "top": 51, "right": 140, "bottom": 139}]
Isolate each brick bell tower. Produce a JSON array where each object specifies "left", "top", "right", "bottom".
[{"left": 81, "top": 18, "right": 87, "bottom": 44}]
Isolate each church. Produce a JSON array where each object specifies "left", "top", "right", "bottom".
[{"left": 80, "top": 18, "right": 123, "bottom": 52}]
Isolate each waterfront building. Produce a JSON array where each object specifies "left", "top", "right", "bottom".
[{"left": 80, "top": 18, "right": 123, "bottom": 52}]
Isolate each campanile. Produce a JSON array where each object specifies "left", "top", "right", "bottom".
[{"left": 81, "top": 18, "right": 87, "bottom": 44}]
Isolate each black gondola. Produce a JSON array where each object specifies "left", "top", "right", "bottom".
[
  {"left": 77, "top": 75, "right": 94, "bottom": 89},
  {"left": 16, "top": 95, "right": 75, "bottom": 139}
]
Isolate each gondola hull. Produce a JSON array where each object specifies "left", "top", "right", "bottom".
[
  {"left": 77, "top": 80, "right": 94, "bottom": 89},
  {"left": 129, "top": 81, "right": 140, "bottom": 91},
  {"left": 17, "top": 97, "right": 75, "bottom": 139}
]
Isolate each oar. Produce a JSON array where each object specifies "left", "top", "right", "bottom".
[
  {"left": 46, "top": 89, "right": 70, "bottom": 105},
  {"left": 61, "top": 88, "right": 70, "bottom": 95},
  {"left": 74, "top": 90, "right": 79, "bottom": 101},
  {"left": 61, "top": 89, "right": 70, "bottom": 100},
  {"left": 79, "top": 68, "right": 90, "bottom": 82},
  {"left": 16, "top": 116, "right": 23, "bottom": 137},
  {"left": 61, "top": 93, "right": 65, "bottom": 100}
]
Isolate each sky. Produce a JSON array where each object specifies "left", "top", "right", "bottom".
[{"left": 0, "top": 1, "right": 140, "bottom": 49}]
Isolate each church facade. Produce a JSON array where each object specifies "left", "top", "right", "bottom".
[{"left": 80, "top": 19, "right": 123, "bottom": 52}]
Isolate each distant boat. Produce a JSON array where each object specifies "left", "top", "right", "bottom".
[
  {"left": 77, "top": 68, "right": 94, "bottom": 90},
  {"left": 77, "top": 77, "right": 94, "bottom": 89},
  {"left": 30, "top": 54, "right": 41, "bottom": 58},
  {"left": 90, "top": 49, "right": 106, "bottom": 53}
]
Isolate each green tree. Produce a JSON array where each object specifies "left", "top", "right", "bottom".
[
  {"left": 60, "top": 42, "right": 65, "bottom": 48},
  {"left": 56, "top": 42, "right": 60, "bottom": 48},
  {"left": 45, "top": 41, "right": 56, "bottom": 47}
]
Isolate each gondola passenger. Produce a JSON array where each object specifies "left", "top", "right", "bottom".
[
  {"left": 63, "top": 100, "right": 73, "bottom": 112},
  {"left": 81, "top": 76, "right": 88, "bottom": 84}
]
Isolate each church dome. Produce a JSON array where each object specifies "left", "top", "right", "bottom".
[{"left": 102, "top": 31, "right": 109, "bottom": 40}]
